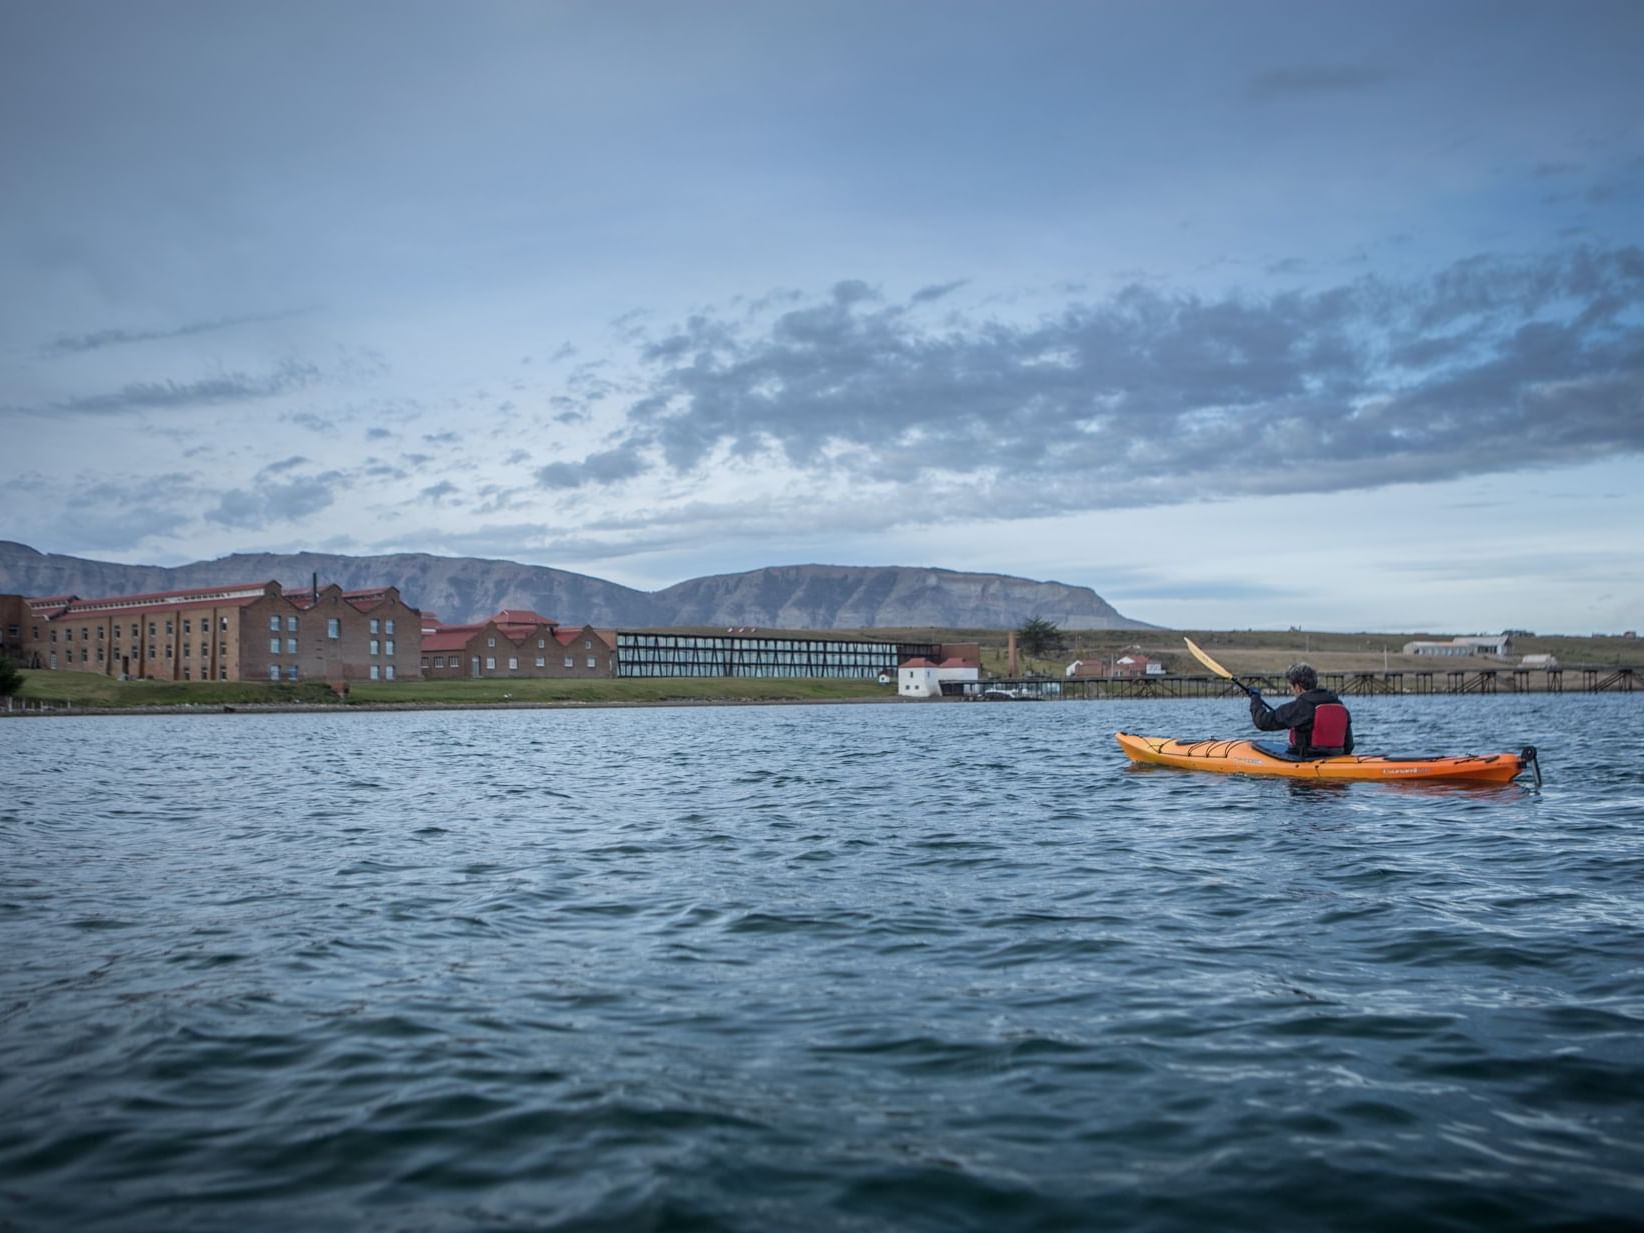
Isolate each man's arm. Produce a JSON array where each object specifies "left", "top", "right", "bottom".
[
  {"left": 1251, "top": 695, "right": 1284, "bottom": 730},
  {"left": 1253, "top": 696, "right": 1308, "bottom": 732}
]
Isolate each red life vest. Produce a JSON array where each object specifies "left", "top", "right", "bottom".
[{"left": 1305, "top": 702, "right": 1350, "bottom": 753}]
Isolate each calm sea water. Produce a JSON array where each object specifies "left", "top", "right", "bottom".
[{"left": 3, "top": 695, "right": 1642, "bottom": 1233}]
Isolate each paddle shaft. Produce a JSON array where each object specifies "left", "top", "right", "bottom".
[{"left": 1184, "top": 637, "right": 1262, "bottom": 698}]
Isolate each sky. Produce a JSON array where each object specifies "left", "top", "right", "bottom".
[{"left": 3, "top": 0, "right": 1642, "bottom": 634}]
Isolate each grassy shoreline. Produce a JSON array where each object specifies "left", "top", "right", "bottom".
[
  {"left": 2, "top": 671, "right": 899, "bottom": 713},
  {"left": 6, "top": 625, "right": 1638, "bottom": 712}
]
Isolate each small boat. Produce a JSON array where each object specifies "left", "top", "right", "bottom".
[
  {"left": 1115, "top": 731, "right": 1538, "bottom": 784},
  {"left": 982, "top": 687, "right": 1040, "bottom": 701}
]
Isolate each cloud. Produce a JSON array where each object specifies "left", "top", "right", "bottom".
[
  {"left": 47, "top": 359, "right": 322, "bottom": 415},
  {"left": 1245, "top": 65, "right": 1393, "bottom": 103},
  {"left": 207, "top": 469, "right": 342, "bottom": 529},
  {"left": 534, "top": 443, "right": 649, "bottom": 490},
  {"left": 578, "top": 247, "right": 1643, "bottom": 529},
  {"left": 38, "top": 309, "right": 306, "bottom": 358}
]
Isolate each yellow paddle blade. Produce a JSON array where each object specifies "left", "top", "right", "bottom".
[{"left": 1183, "top": 636, "right": 1234, "bottom": 680}]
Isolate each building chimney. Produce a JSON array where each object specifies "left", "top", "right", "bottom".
[
  {"left": 312, "top": 572, "right": 318, "bottom": 604},
  {"left": 1006, "top": 630, "right": 1018, "bottom": 677}
]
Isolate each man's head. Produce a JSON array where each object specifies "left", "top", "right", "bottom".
[{"left": 1285, "top": 662, "right": 1319, "bottom": 693}]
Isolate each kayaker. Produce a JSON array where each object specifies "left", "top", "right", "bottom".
[{"left": 1248, "top": 663, "right": 1354, "bottom": 756}]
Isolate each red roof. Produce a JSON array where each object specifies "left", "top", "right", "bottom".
[
  {"left": 493, "top": 608, "right": 556, "bottom": 626},
  {"left": 417, "top": 621, "right": 480, "bottom": 651},
  {"left": 901, "top": 657, "right": 937, "bottom": 668},
  {"left": 39, "top": 582, "right": 277, "bottom": 620},
  {"left": 939, "top": 657, "right": 980, "bottom": 668},
  {"left": 35, "top": 581, "right": 274, "bottom": 614}
]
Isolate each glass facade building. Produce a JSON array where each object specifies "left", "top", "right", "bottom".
[{"left": 615, "top": 632, "right": 941, "bottom": 679}]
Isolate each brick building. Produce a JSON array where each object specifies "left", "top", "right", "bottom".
[
  {"left": 5, "top": 580, "right": 420, "bottom": 683},
  {"left": 1, "top": 593, "right": 27, "bottom": 665},
  {"left": 420, "top": 609, "right": 616, "bottom": 679}
]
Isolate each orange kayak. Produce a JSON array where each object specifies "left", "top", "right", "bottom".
[{"left": 1115, "top": 731, "right": 1535, "bottom": 784}]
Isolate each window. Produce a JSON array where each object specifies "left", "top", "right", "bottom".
[
  {"left": 485, "top": 657, "right": 496, "bottom": 671},
  {"left": 385, "top": 620, "right": 395, "bottom": 635},
  {"left": 564, "top": 656, "right": 573, "bottom": 669},
  {"left": 587, "top": 656, "right": 597, "bottom": 669},
  {"left": 369, "top": 639, "right": 379, "bottom": 656},
  {"left": 182, "top": 668, "right": 190, "bottom": 680},
  {"left": 96, "top": 626, "right": 104, "bottom": 639},
  {"left": 220, "top": 617, "right": 229, "bottom": 632},
  {"left": 432, "top": 656, "right": 443, "bottom": 668},
  {"left": 385, "top": 639, "right": 395, "bottom": 656},
  {"left": 219, "top": 641, "right": 227, "bottom": 655},
  {"left": 486, "top": 636, "right": 495, "bottom": 648},
  {"left": 535, "top": 657, "right": 545, "bottom": 668},
  {"left": 270, "top": 638, "right": 281, "bottom": 654},
  {"left": 183, "top": 644, "right": 190, "bottom": 658},
  {"left": 219, "top": 668, "right": 228, "bottom": 680},
  {"left": 131, "top": 625, "right": 138, "bottom": 638},
  {"left": 285, "top": 638, "right": 298, "bottom": 654},
  {"left": 287, "top": 616, "right": 298, "bottom": 632},
  {"left": 369, "top": 665, "right": 380, "bottom": 680},
  {"left": 385, "top": 665, "right": 396, "bottom": 681},
  {"left": 269, "top": 616, "right": 281, "bottom": 631},
  {"left": 165, "top": 622, "right": 173, "bottom": 635},
  {"left": 584, "top": 639, "right": 591, "bottom": 649},
  {"left": 508, "top": 657, "right": 518, "bottom": 670},
  {"left": 285, "top": 665, "right": 299, "bottom": 681},
  {"left": 327, "top": 618, "right": 340, "bottom": 639},
  {"left": 269, "top": 665, "right": 281, "bottom": 680},
  {"left": 183, "top": 619, "right": 192, "bottom": 634},
  {"left": 537, "top": 638, "right": 545, "bottom": 649},
  {"left": 369, "top": 619, "right": 380, "bottom": 634},
  {"left": 148, "top": 623, "right": 156, "bottom": 638}
]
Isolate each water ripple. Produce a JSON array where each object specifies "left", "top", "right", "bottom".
[{"left": 2, "top": 696, "right": 1642, "bottom": 1231}]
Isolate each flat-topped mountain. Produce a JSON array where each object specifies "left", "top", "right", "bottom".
[
  {"left": 0, "top": 541, "right": 1151, "bottom": 631},
  {"left": 653, "top": 564, "right": 1142, "bottom": 630}
]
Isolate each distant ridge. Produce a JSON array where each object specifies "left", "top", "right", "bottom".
[{"left": 0, "top": 541, "right": 1153, "bottom": 631}]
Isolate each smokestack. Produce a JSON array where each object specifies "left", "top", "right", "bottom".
[
  {"left": 1007, "top": 630, "right": 1018, "bottom": 677},
  {"left": 312, "top": 572, "right": 318, "bottom": 603}
]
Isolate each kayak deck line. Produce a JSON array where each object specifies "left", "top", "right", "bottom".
[{"left": 1115, "top": 731, "right": 1537, "bottom": 784}]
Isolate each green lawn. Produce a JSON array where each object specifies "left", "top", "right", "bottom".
[
  {"left": 9, "top": 669, "right": 342, "bottom": 708},
  {"left": 5, "top": 669, "right": 894, "bottom": 709}
]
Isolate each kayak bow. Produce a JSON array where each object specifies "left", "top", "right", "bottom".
[{"left": 1115, "top": 731, "right": 1537, "bottom": 784}]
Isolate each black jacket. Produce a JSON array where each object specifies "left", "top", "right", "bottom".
[{"left": 1251, "top": 687, "right": 1354, "bottom": 755}]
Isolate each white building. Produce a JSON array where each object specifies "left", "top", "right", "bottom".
[
  {"left": 1402, "top": 635, "right": 1513, "bottom": 658},
  {"left": 898, "top": 658, "right": 945, "bottom": 698}
]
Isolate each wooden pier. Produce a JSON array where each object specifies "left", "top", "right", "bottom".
[{"left": 950, "top": 667, "right": 1638, "bottom": 700}]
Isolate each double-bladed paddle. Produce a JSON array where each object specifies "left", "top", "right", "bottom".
[{"left": 1184, "top": 637, "right": 1263, "bottom": 699}]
